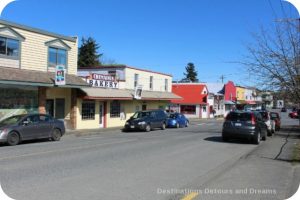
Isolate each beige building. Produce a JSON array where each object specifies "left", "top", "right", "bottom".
[
  {"left": 77, "top": 66, "right": 181, "bottom": 129},
  {"left": 0, "top": 19, "right": 87, "bottom": 129}
]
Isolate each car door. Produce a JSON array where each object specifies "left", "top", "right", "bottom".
[
  {"left": 38, "top": 115, "right": 53, "bottom": 138},
  {"left": 256, "top": 113, "right": 267, "bottom": 137},
  {"left": 19, "top": 115, "right": 40, "bottom": 140},
  {"left": 150, "top": 111, "right": 158, "bottom": 128}
]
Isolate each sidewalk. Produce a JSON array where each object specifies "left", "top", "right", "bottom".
[
  {"left": 66, "top": 126, "right": 123, "bottom": 137},
  {"left": 191, "top": 125, "right": 300, "bottom": 200}
]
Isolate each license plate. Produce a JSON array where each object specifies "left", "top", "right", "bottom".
[
  {"left": 235, "top": 123, "right": 242, "bottom": 127},
  {"left": 130, "top": 125, "right": 135, "bottom": 129}
]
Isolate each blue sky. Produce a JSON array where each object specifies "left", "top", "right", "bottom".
[{"left": 1, "top": 0, "right": 298, "bottom": 85}]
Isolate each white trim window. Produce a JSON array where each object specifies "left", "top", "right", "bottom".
[
  {"left": 48, "top": 47, "right": 67, "bottom": 68},
  {"left": 134, "top": 73, "right": 139, "bottom": 88},
  {"left": 164, "top": 79, "right": 168, "bottom": 91},
  {"left": 0, "top": 36, "right": 19, "bottom": 58},
  {"left": 149, "top": 76, "right": 153, "bottom": 90}
]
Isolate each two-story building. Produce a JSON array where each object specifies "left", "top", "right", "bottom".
[
  {"left": 0, "top": 20, "right": 88, "bottom": 129},
  {"left": 77, "top": 66, "right": 181, "bottom": 129}
]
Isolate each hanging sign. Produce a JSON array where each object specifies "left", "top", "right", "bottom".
[{"left": 55, "top": 65, "right": 66, "bottom": 85}]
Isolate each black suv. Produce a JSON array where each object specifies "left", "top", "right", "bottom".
[
  {"left": 222, "top": 111, "right": 268, "bottom": 144},
  {"left": 124, "top": 110, "right": 167, "bottom": 132}
]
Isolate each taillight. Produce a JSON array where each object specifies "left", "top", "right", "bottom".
[{"left": 251, "top": 114, "right": 256, "bottom": 125}]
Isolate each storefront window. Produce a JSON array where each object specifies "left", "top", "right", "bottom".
[
  {"left": 0, "top": 85, "right": 38, "bottom": 121},
  {"left": 180, "top": 105, "right": 196, "bottom": 115},
  {"left": 82, "top": 100, "right": 95, "bottom": 120},
  {"left": 110, "top": 101, "right": 120, "bottom": 118}
]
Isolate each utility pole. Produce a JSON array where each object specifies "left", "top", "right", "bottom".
[{"left": 220, "top": 75, "right": 225, "bottom": 83}]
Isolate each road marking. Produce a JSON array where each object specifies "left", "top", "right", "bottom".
[
  {"left": 181, "top": 192, "right": 198, "bottom": 200},
  {"left": 0, "top": 139, "right": 136, "bottom": 161}
]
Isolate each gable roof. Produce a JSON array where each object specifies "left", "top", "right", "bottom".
[
  {"left": 0, "top": 26, "right": 26, "bottom": 41},
  {"left": 45, "top": 39, "right": 71, "bottom": 50},
  {"left": 171, "top": 84, "right": 208, "bottom": 104}
]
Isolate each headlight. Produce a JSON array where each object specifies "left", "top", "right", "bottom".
[
  {"left": 138, "top": 121, "right": 146, "bottom": 125},
  {"left": 125, "top": 122, "right": 129, "bottom": 125}
]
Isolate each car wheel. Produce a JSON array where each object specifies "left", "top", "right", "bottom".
[
  {"left": 7, "top": 131, "right": 20, "bottom": 146},
  {"left": 267, "top": 130, "right": 272, "bottom": 137},
  {"left": 51, "top": 129, "right": 61, "bottom": 141},
  {"left": 145, "top": 124, "right": 151, "bottom": 132},
  {"left": 176, "top": 123, "right": 180, "bottom": 128},
  {"left": 253, "top": 131, "right": 261, "bottom": 145},
  {"left": 222, "top": 135, "right": 228, "bottom": 142},
  {"left": 161, "top": 123, "right": 166, "bottom": 130},
  {"left": 185, "top": 121, "right": 189, "bottom": 127}
]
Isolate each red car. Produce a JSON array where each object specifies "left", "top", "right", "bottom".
[
  {"left": 289, "top": 110, "right": 299, "bottom": 119},
  {"left": 270, "top": 112, "right": 281, "bottom": 131}
]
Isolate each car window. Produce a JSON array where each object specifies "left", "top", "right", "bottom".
[
  {"left": 24, "top": 115, "right": 39, "bottom": 124},
  {"left": 40, "top": 115, "right": 51, "bottom": 122},
  {"left": 0, "top": 115, "right": 24, "bottom": 126},
  {"left": 151, "top": 112, "right": 156, "bottom": 118},
  {"left": 270, "top": 113, "right": 278, "bottom": 119},
  {"left": 226, "top": 112, "right": 252, "bottom": 121}
]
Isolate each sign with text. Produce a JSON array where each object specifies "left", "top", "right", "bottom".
[
  {"left": 55, "top": 65, "right": 66, "bottom": 86},
  {"left": 87, "top": 73, "right": 119, "bottom": 89}
]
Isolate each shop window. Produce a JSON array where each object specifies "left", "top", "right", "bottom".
[
  {"left": 0, "top": 86, "right": 38, "bottom": 120},
  {"left": 203, "top": 106, "right": 207, "bottom": 112},
  {"left": 82, "top": 100, "right": 95, "bottom": 120},
  {"left": 0, "top": 36, "right": 19, "bottom": 58},
  {"left": 180, "top": 105, "right": 196, "bottom": 115},
  {"left": 110, "top": 101, "right": 120, "bottom": 118},
  {"left": 48, "top": 47, "right": 67, "bottom": 68}
]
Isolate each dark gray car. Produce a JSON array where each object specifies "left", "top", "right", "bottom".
[
  {"left": 222, "top": 111, "right": 268, "bottom": 144},
  {"left": 0, "top": 114, "right": 65, "bottom": 146}
]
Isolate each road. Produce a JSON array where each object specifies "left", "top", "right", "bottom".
[{"left": 0, "top": 111, "right": 299, "bottom": 200}]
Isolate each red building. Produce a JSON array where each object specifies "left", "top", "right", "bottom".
[{"left": 170, "top": 83, "right": 209, "bottom": 118}]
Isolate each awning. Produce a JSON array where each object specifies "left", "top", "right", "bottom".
[
  {"left": 80, "top": 87, "right": 182, "bottom": 100},
  {"left": 224, "top": 100, "right": 235, "bottom": 105},
  {"left": 0, "top": 67, "right": 89, "bottom": 88},
  {"left": 237, "top": 100, "right": 247, "bottom": 104}
]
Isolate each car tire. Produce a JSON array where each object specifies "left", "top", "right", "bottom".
[
  {"left": 145, "top": 124, "right": 151, "bottom": 132},
  {"left": 222, "top": 135, "right": 229, "bottom": 142},
  {"left": 267, "top": 130, "right": 272, "bottom": 137},
  {"left": 7, "top": 131, "right": 20, "bottom": 146},
  {"left": 51, "top": 129, "right": 61, "bottom": 141},
  {"left": 185, "top": 121, "right": 189, "bottom": 127},
  {"left": 253, "top": 131, "right": 261, "bottom": 145},
  {"left": 161, "top": 123, "right": 166, "bottom": 130},
  {"left": 176, "top": 123, "right": 179, "bottom": 128}
]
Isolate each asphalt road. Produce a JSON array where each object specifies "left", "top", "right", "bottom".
[{"left": 0, "top": 111, "right": 299, "bottom": 200}]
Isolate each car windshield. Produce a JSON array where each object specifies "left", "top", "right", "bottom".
[
  {"left": 132, "top": 111, "right": 151, "bottom": 119},
  {"left": 0, "top": 115, "right": 24, "bottom": 126},
  {"left": 169, "top": 114, "right": 178, "bottom": 119},
  {"left": 226, "top": 112, "right": 252, "bottom": 121}
]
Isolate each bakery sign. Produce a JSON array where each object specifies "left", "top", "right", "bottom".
[{"left": 87, "top": 73, "right": 119, "bottom": 89}]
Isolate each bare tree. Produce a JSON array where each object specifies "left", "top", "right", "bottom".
[{"left": 242, "top": 21, "right": 300, "bottom": 105}]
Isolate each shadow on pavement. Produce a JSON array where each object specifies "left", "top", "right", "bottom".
[{"left": 204, "top": 136, "right": 253, "bottom": 145}]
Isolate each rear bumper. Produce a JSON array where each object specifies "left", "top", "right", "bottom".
[{"left": 222, "top": 130, "right": 256, "bottom": 139}]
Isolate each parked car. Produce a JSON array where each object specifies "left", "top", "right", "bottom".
[
  {"left": 289, "top": 110, "right": 299, "bottom": 119},
  {"left": 222, "top": 111, "right": 268, "bottom": 144},
  {"left": 167, "top": 113, "right": 189, "bottom": 128},
  {"left": 0, "top": 114, "right": 65, "bottom": 146},
  {"left": 281, "top": 107, "right": 287, "bottom": 112},
  {"left": 259, "top": 111, "right": 276, "bottom": 136},
  {"left": 270, "top": 112, "right": 281, "bottom": 131},
  {"left": 124, "top": 110, "right": 167, "bottom": 132}
]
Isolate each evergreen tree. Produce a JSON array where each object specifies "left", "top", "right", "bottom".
[
  {"left": 182, "top": 62, "right": 198, "bottom": 82},
  {"left": 78, "top": 37, "right": 103, "bottom": 67}
]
